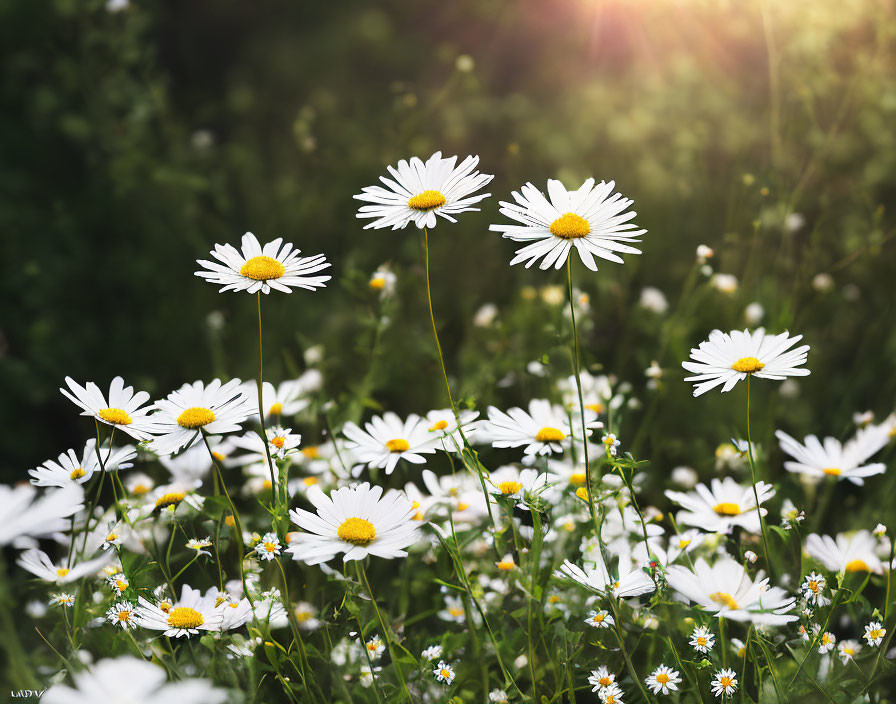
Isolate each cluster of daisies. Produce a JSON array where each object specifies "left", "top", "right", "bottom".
[{"left": 6, "top": 150, "right": 895, "bottom": 703}]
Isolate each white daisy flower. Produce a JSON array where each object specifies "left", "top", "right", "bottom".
[
  {"left": 364, "top": 635, "right": 385, "bottom": 659},
  {"left": 438, "top": 595, "right": 467, "bottom": 623},
  {"left": 433, "top": 660, "right": 456, "bottom": 685},
  {"left": 588, "top": 666, "right": 616, "bottom": 691},
  {"left": 186, "top": 537, "right": 213, "bottom": 558},
  {"left": 106, "top": 602, "right": 137, "bottom": 630},
  {"left": 800, "top": 572, "right": 830, "bottom": 607},
  {"left": 421, "top": 644, "right": 443, "bottom": 661},
  {"left": 424, "top": 408, "right": 480, "bottom": 450},
  {"left": 665, "top": 529, "right": 706, "bottom": 564},
  {"left": 645, "top": 665, "right": 681, "bottom": 695},
  {"left": 838, "top": 639, "right": 861, "bottom": 663},
  {"left": 780, "top": 498, "right": 805, "bottom": 530},
  {"left": 805, "top": 531, "right": 883, "bottom": 574},
  {"left": 665, "top": 477, "right": 775, "bottom": 534},
  {"left": 0, "top": 484, "right": 84, "bottom": 546},
  {"left": 342, "top": 412, "right": 439, "bottom": 474},
  {"left": 354, "top": 152, "right": 493, "bottom": 230},
  {"left": 776, "top": 426, "right": 889, "bottom": 485},
  {"left": 489, "top": 178, "right": 645, "bottom": 271},
  {"left": 682, "top": 328, "right": 810, "bottom": 397},
  {"left": 557, "top": 370, "right": 614, "bottom": 415},
  {"left": 17, "top": 548, "right": 111, "bottom": 584},
  {"left": 556, "top": 548, "right": 655, "bottom": 600},
  {"left": 41, "top": 656, "right": 226, "bottom": 704},
  {"left": 258, "top": 373, "right": 321, "bottom": 419},
  {"left": 601, "top": 433, "right": 621, "bottom": 456},
  {"left": 286, "top": 482, "right": 421, "bottom": 564},
  {"left": 818, "top": 631, "right": 836, "bottom": 653},
  {"left": 369, "top": 268, "right": 397, "bottom": 297},
  {"left": 598, "top": 682, "right": 624, "bottom": 704},
  {"left": 294, "top": 601, "right": 320, "bottom": 630},
  {"left": 481, "top": 399, "right": 600, "bottom": 456},
  {"left": 133, "top": 583, "right": 225, "bottom": 638},
  {"left": 487, "top": 465, "right": 558, "bottom": 507},
  {"left": 864, "top": 622, "right": 886, "bottom": 646},
  {"left": 50, "top": 593, "right": 76, "bottom": 608},
  {"left": 666, "top": 556, "right": 797, "bottom": 625},
  {"left": 29, "top": 440, "right": 136, "bottom": 488},
  {"left": 689, "top": 626, "right": 716, "bottom": 653},
  {"left": 60, "top": 376, "right": 157, "bottom": 441},
  {"left": 149, "top": 379, "right": 255, "bottom": 455},
  {"left": 711, "top": 669, "right": 738, "bottom": 697},
  {"left": 195, "top": 232, "right": 331, "bottom": 295},
  {"left": 584, "top": 609, "right": 615, "bottom": 629},
  {"left": 489, "top": 689, "right": 508, "bottom": 703},
  {"left": 124, "top": 472, "right": 155, "bottom": 497},
  {"left": 107, "top": 572, "right": 130, "bottom": 595},
  {"left": 359, "top": 664, "right": 381, "bottom": 688},
  {"left": 230, "top": 426, "right": 302, "bottom": 463},
  {"left": 254, "top": 532, "right": 281, "bottom": 561}
]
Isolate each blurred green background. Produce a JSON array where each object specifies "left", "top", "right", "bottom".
[{"left": 2, "top": 0, "right": 895, "bottom": 496}]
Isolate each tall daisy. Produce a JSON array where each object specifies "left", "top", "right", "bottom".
[
  {"left": 665, "top": 477, "right": 774, "bottom": 534},
  {"left": 665, "top": 556, "right": 797, "bottom": 625},
  {"left": 133, "top": 583, "right": 225, "bottom": 637},
  {"left": 480, "top": 399, "right": 600, "bottom": 456},
  {"left": 354, "top": 152, "right": 492, "bottom": 230},
  {"left": 342, "top": 412, "right": 440, "bottom": 474},
  {"left": 60, "top": 376, "right": 157, "bottom": 441},
  {"left": 287, "top": 483, "right": 421, "bottom": 564},
  {"left": 149, "top": 379, "right": 255, "bottom": 456},
  {"left": 682, "top": 328, "right": 810, "bottom": 397},
  {"left": 489, "top": 179, "right": 645, "bottom": 271},
  {"left": 194, "top": 232, "right": 331, "bottom": 295},
  {"left": 776, "top": 425, "right": 889, "bottom": 485},
  {"left": 29, "top": 440, "right": 136, "bottom": 489}
]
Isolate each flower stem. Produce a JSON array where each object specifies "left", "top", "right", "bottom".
[
  {"left": 255, "top": 291, "right": 279, "bottom": 508},
  {"left": 745, "top": 376, "right": 773, "bottom": 580}
]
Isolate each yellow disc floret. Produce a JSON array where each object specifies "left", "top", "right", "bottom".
[
  {"left": 536, "top": 427, "right": 566, "bottom": 443},
  {"left": 385, "top": 438, "right": 410, "bottom": 453},
  {"left": 167, "top": 606, "right": 205, "bottom": 630},
  {"left": 337, "top": 517, "right": 377, "bottom": 546},
  {"left": 268, "top": 402, "right": 283, "bottom": 416},
  {"left": 709, "top": 592, "right": 739, "bottom": 610},
  {"left": 56, "top": 568, "right": 70, "bottom": 578},
  {"left": 408, "top": 190, "right": 446, "bottom": 211},
  {"left": 240, "top": 255, "right": 285, "bottom": 281},
  {"left": 176, "top": 407, "right": 216, "bottom": 429},
  {"left": 99, "top": 408, "right": 133, "bottom": 425},
  {"left": 70, "top": 468, "right": 86, "bottom": 480},
  {"left": 271, "top": 436, "right": 286, "bottom": 449},
  {"left": 429, "top": 420, "right": 449, "bottom": 432},
  {"left": 845, "top": 559, "right": 870, "bottom": 572},
  {"left": 155, "top": 491, "right": 186, "bottom": 509},
  {"left": 713, "top": 502, "right": 741, "bottom": 516},
  {"left": 498, "top": 481, "right": 523, "bottom": 495},
  {"left": 549, "top": 213, "right": 591, "bottom": 240},
  {"left": 823, "top": 467, "right": 841, "bottom": 476},
  {"left": 731, "top": 357, "right": 765, "bottom": 373}
]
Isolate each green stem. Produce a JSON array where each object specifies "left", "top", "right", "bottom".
[
  {"left": 745, "top": 376, "right": 773, "bottom": 580},
  {"left": 608, "top": 598, "right": 651, "bottom": 702},
  {"left": 255, "top": 291, "right": 279, "bottom": 508}
]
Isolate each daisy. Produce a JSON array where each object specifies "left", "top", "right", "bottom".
[
  {"left": 195, "top": 232, "right": 331, "bottom": 295},
  {"left": 50, "top": 593, "right": 75, "bottom": 608},
  {"left": 149, "top": 379, "right": 255, "bottom": 455},
  {"left": 422, "top": 645, "right": 443, "bottom": 661},
  {"left": 107, "top": 573, "right": 131, "bottom": 595},
  {"left": 488, "top": 465, "right": 557, "bottom": 507},
  {"left": 665, "top": 477, "right": 775, "bottom": 534},
  {"left": 294, "top": 601, "right": 320, "bottom": 631},
  {"left": 489, "top": 690, "right": 508, "bottom": 703},
  {"left": 800, "top": 572, "right": 830, "bottom": 607},
  {"left": 425, "top": 408, "right": 480, "bottom": 450},
  {"left": 186, "top": 537, "right": 213, "bottom": 558},
  {"left": 601, "top": 433, "right": 621, "bottom": 457},
  {"left": 805, "top": 531, "right": 884, "bottom": 574},
  {"left": 259, "top": 373, "right": 321, "bottom": 419},
  {"left": 230, "top": 426, "right": 302, "bottom": 463},
  {"left": 369, "top": 268, "right": 397, "bottom": 297},
  {"left": 133, "top": 583, "right": 225, "bottom": 637},
  {"left": 254, "top": 532, "right": 282, "bottom": 561},
  {"left": 556, "top": 549, "right": 655, "bottom": 599},
  {"left": 354, "top": 152, "right": 492, "bottom": 230},
  {"left": 864, "top": 622, "right": 886, "bottom": 646},
  {"left": 776, "top": 426, "right": 890, "bottom": 485},
  {"left": 598, "top": 682, "right": 624, "bottom": 704},
  {"left": 584, "top": 609, "right": 615, "bottom": 628},
  {"left": 588, "top": 666, "right": 616, "bottom": 691},
  {"left": 837, "top": 639, "right": 861, "bottom": 663},
  {"left": 106, "top": 602, "right": 137, "bottom": 630},
  {"left": 365, "top": 635, "right": 385, "bottom": 659},
  {"left": 433, "top": 660, "right": 456, "bottom": 685},
  {"left": 481, "top": 399, "right": 600, "bottom": 456},
  {"left": 731, "top": 638, "right": 747, "bottom": 658},
  {"left": 29, "top": 440, "right": 136, "bottom": 488},
  {"left": 17, "top": 549, "right": 111, "bottom": 584},
  {"left": 666, "top": 556, "right": 797, "bottom": 625},
  {"left": 60, "top": 376, "right": 157, "bottom": 441},
  {"left": 682, "top": 328, "right": 810, "bottom": 397},
  {"left": 645, "top": 665, "right": 681, "bottom": 695},
  {"left": 557, "top": 370, "right": 614, "bottom": 415},
  {"left": 818, "top": 631, "right": 836, "bottom": 653},
  {"left": 690, "top": 626, "right": 716, "bottom": 653},
  {"left": 711, "top": 669, "right": 738, "bottom": 697},
  {"left": 342, "top": 412, "right": 439, "bottom": 474},
  {"left": 41, "top": 656, "right": 226, "bottom": 704},
  {"left": 286, "top": 482, "right": 421, "bottom": 564},
  {"left": 438, "top": 595, "right": 467, "bottom": 623},
  {"left": 0, "top": 485, "right": 83, "bottom": 547},
  {"left": 489, "top": 178, "right": 645, "bottom": 271}
]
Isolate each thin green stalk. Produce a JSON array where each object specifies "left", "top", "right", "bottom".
[
  {"left": 608, "top": 598, "right": 651, "bottom": 702},
  {"left": 255, "top": 291, "right": 279, "bottom": 507},
  {"left": 745, "top": 376, "right": 773, "bottom": 580}
]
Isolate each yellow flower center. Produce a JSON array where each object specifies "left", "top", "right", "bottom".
[
  {"left": 592, "top": 613, "right": 605, "bottom": 623},
  {"left": 56, "top": 568, "right": 70, "bottom": 578},
  {"left": 548, "top": 595, "right": 561, "bottom": 603},
  {"left": 263, "top": 541, "right": 278, "bottom": 553},
  {"left": 713, "top": 502, "right": 741, "bottom": 516},
  {"left": 159, "top": 600, "right": 172, "bottom": 613},
  {"left": 568, "top": 472, "right": 587, "bottom": 486},
  {"left": 845, "top": 559, "right": 870, "bottom": 572},
  {"left": 212, "top": 451, "right": 226, "bottom": 461},
  {"left": 132, "top": 483, "right": 150, "bottom": 496},
  {"left": 295, "top": 610, "right": 312, "bottom": 623},
  {"left": 498, "top": 481, "right": 523, "bottom": 495},
  {"left": 719, "top": 676, "right": 732, "bottom": 687},
  {"left": 167, "top": 606, "right": 205, "bottom": 629},
  {"left": 337, "top": 517, "right": 376, "bottom": 546},
  {"left": 536, "top": 426, "right": 566, "bottom": 443},
  {"left": 225, "top": 515, "right": 236, "bottom": 527},
  {"left": 440, "top": 669, "right": 451, "bottom": 679},
  {"left": 70, "top": 468, "right": 85, "bottom": 480},
  {"left": 155, "top": 492, "right": 186, "bottom": 509},
  {"left": 823, "top": 467, "right": 841, "bottom": 476},
  {"left": 106, "top": 533, "right": 118, "bottom": 542},
  {"left": 843, "top": 647, "right": 854, "bottom": 655},
  {"left": 429, "top": 420, "right": 449, "bottom": 432},
  {"left": 369, "top": 277, "right": 386, "bottom": 290},
  {"left": 807, "top": 581, "right": 819, "bottom": 593},
  {"left": 303, "top": 476, "right": 319, "bottom": 486},
  {"left": 116, "top": 579, "right": 129, "bottom": 592},
  {"left": 456, "top": 501, "right": 469, "bottom": 511},
  {"left": 678, "top": 539, "right": 692, "bottom": 549},
  {"left": 697, "top": 637, "right": 707, "bottom": 646},
  {"left": 271, "top": 436, "right": 286, "bottom": 449},
  {"left": 710, "top": 592, "right": 739, "bottom": 610},
  {"left": 575, "top": 487, "right": 590, "bottom": 502},
  {"left": 549, "top": 212, "right": 591, "bottom": 239},
  {"left": 821, "top": 633, "right": 833, "bottom": 644},
  {"left": 240, "top": 255, "right": 285, "bottom": 281},
  {"left": 737, "top": 647, "right": 746, "bottom": 657},
  {"left": 869, "top": 629, "right": 883, "bottom": 639},
  {"left": 448, "top": 606, "right": 464, "bottom": 618},
  {"left": 599, "top": 676, "right": 611, "bottom": 686},
  {"left": 497, "top": 559, "right": 515, "bottom": 570},
  {"left": 656, "top": 673, "right": 670, "bottom": 684},
  {"left": 586, "top": 402, "right": 604, "bottom": 414},
  {"left": 385, "top": 438, "right": 410, "bottom": 453},
  {"left": 269, "top": 402, "right": 283, "bottom": 416},
  {"left": 408, "top": 190, "right": 447, "bottom": 211},
  {"left": 731, "top": 357, "right": 765, "bottom": 373},
  {"left": 177, "top": 406, "right": 216, "bottom": 429},
  {"left": 98, "top": 407, "right": 133, "bottom": 425},
  {"left": 117, "top": 610, "right": 131, "bottom": 622},
  {"left": 302, "top": 446, "right": 320, "bottom": 459}
]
